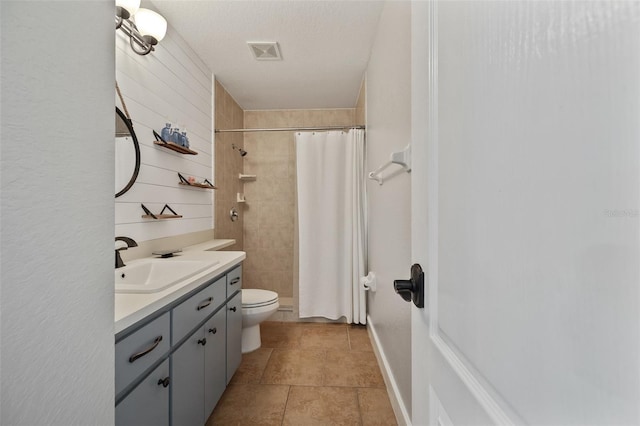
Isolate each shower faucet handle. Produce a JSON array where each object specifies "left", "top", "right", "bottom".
[{"left": 230, "top": 208, "right": 239, "bottom": 222}]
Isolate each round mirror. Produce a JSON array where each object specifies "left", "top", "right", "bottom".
[{"left": 115, "top": 106, "right": 141, "bottom": 198}]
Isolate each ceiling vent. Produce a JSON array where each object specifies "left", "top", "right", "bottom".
[{"left": 247, "top": 42, "right": 282, "bottom": 61}]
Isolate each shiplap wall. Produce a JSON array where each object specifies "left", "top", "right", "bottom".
[{"left": 115, "top": 19, "right": 214, "bottom": 242}]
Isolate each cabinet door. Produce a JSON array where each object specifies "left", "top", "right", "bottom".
[
  {"left": 226, "top": 292, "right": 243, "bottom": 384},
  {"left": 204, "top": 308, "right": 227, "bottom": 419},
  {"left": 172, "top": 328, "right": 205, "bottom": 426},
  {"left": 115, "top": 359, "right": 170, "bottom": 426}
]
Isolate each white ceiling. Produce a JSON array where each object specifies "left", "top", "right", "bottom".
[{"left": 151, "top": 1, "right": 385, "bottom": 110}]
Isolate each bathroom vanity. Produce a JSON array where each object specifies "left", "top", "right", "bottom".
[{"left": 114, "top": 248, "right": 245, "bottom": 426}]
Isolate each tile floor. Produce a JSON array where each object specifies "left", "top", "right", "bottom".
[{"left": 207, "top": 322, "right": 398, "bottom": 426}]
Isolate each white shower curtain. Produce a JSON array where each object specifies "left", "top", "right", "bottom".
[{"left": 296, "top": 129, "right": 367, "bottom": 324}]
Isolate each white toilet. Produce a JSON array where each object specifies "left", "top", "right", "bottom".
[{"left": 241, "top": 289, "right": 279, "bottom": 353}]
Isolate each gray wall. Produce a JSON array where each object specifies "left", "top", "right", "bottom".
[
  {"left": 1, "top": 2, "right": 115, "bottom": 424},
  {"left": 365, "top": 0, "right": 413, "bottom": 419}
]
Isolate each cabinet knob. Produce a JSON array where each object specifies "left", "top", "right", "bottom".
[
  {"left": 157, "top": 377, "right": 170, "bottom": 388},
  {"left": 198, "top": 338, "right": 207, "bottom": 346},
  {"left": 208, "top": 327, "right": 217, "bottom": 334},
  {"left": 229, "top": 306, "right": 237, "bottom": 312}
]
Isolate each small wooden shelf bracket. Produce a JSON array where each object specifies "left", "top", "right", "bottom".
[
  {"left": 141, "top": 203, "right": 183, "bottom": 220},
  {"left": 178, "top": 173, "right": 217, "bottom": 189}
]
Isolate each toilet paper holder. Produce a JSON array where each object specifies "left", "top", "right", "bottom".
[{"left": 361, "top": 272, "right": 377, "bottom": 292}]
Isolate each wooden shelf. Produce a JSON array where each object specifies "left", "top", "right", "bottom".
[
  {"left": 141, "top": 203, "right": 182, "bottom": 220},
  {"left": 142, "top": 214, "right": 183, "bottom": 219},
  {"left": 154, "top": 140, "right": 198, "bottom": 155},
  {"left": 179, "top": 182, "right": 217, "bottom": 189},
  {"left": 177, "top": 173, "right": 216, "bottom": 189}
]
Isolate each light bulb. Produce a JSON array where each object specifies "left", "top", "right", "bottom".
[
  {"left": 134, "top": 8, "right": 167, "bottom": 45},
  {"left": 115, "top": 0, "right": 140, "bottom": 19}
]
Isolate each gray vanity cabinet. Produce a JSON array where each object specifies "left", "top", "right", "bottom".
[
  {"left": 226, "top": 291, "right": 242, "bottom": 384},
  {"left": 115, "top": 312, "right": 170, "bottom": 397},
  {"left": 203, "top": 308, "right": 227, "bottom": 419},
  {"left": 115, "top": 263, "right": 243, "bottom": 426},
  {"left": 115, "top": 312, "right": 171, "bottom": 426},
  {"left": 173, "top": 306, "right": 228, "bottom": 426},
  {"left": 115, "top": 359, "right": 170, "bottom": 426},
  {"left": 171, "top": 327, "right": 206, "bottom": 426}
]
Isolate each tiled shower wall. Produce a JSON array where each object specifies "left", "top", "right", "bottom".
[
  {"left": 214, "top": 81, "right": 244, "bottom": 249},
  {"left": 242, "top": 109, "right": 356, "bottom": 305}
]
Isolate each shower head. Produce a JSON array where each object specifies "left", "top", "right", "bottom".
[{"left": 232, "top": 144, "right": 248, "bottom": 157}]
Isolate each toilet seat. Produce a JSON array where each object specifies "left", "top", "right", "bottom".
[{"left": 242, "top": 289, "right": 278, "bottom": 308}]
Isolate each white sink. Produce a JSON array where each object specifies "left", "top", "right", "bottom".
[{"left": 115, "top": 259, "right": 219, "bottom": 294}]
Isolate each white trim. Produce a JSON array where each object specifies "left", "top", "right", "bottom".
[
  {"left": 426, "top": 3, "right": 515, "bottom": 425},
  {"left": 431, "top": 334, "right": 515, "bottom": 425},
  {"left": 367, "top": 314, "right": 412, "bottom": 426},
  {"left": 409, "top": 1, "right": 431, "bottom": 423},
  {"left": 426, "top": 0, "right": 440, "bottom": 342},
  {"left": 429, "top": 386, "right": 454, "bottom": 426}
]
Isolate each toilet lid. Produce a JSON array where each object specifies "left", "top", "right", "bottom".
[{"left": 242, "top": 289, "right": 278, "bottom": 308}]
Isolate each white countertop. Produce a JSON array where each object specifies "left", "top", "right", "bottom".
[
  {"left": 182, "top": 239, "right": 235, "bottom": 252},
  {"left": 115, "top": 247, "right": 245, "bottom": 335}
]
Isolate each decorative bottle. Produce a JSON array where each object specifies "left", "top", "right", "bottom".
[
  {"left": 181, "top": 131, "right": 189, "bottom": 148},
  {"left": 160, "top": 123, "right": 172, "bottom": 142}
]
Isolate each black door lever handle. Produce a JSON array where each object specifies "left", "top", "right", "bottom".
[
  {"left": 393, "top": 264, "right": 424, "bottom": 308},
  {"left": 393, "top": 279, "right": 414, "bottom": 302}
]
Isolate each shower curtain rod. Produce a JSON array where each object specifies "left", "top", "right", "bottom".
[{"left": 214, "top": 125, "right": 365, "bottom": 133}]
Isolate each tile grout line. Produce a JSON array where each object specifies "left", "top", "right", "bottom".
[
  {"left": 257, "top": 347, "right": 275, "bottom": 384},
  {"left": 356, "top": 387, "right": 365, "bottom": 426},
  {"left": 281, "top": 385, "right": 292, "bottom": 426},
  {"left": 320, "top": 348, "right": 327, "bottom": 387}
]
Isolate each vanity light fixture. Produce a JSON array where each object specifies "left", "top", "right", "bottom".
[{"left": 116, "top": 0, "right": 167, "bottom": 56}]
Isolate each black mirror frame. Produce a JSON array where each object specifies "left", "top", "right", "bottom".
[{"left": 115, "top": 106, "right": 141, "bottom": 198}]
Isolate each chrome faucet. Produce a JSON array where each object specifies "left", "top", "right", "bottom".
[{"left": 115, "top": 236, "right": 138, "bottom": 268}]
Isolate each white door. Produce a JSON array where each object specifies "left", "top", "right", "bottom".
[{"left": 411, "top": 1, "right": 640, "bottom": 424}]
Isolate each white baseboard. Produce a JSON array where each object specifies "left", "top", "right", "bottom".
[{"left": 367, "top": 314, "right": 412, "bottom": 426}]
